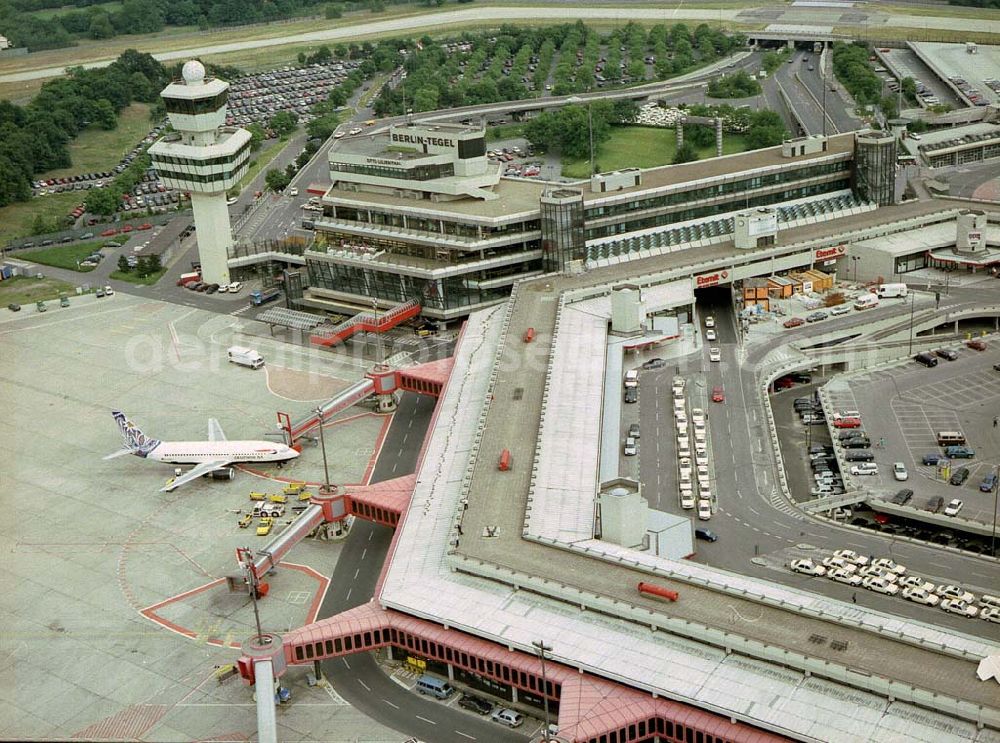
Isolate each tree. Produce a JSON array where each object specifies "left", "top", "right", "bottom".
[
  {"left": 92, "top": 99, "right": 118, "bottom": 130},
  {"left": 118, "top": 255, "right": 131, "bottom": 273},
  {"left": 326, "top": 5, "right": 343, "bottom": 19},
  {"left": 89, "top": 13, "right": 116, "bottom": 40},
  {"left": 879, "top": 95, "right": 899, "bottom": 119},
  {"left": 673, "top": 141, "right": 699, "bottom": 164},
  {"left": 265, "top": 168, "right": 290, "bottom": 192},
  {"left": 146, "top": 253, "right": 162, "bottom": 273},
  {"left": 684, "top": 124, "right": 715, "bottom": 149},
  {"left": 268, "top": 111, "right": 298, "bottom": 136},
  {"left": 246, "top": 122, "right": 266, "bottom": 151},
  {"left": 85, "top": 187, "right": 120, "bottom": 216}
]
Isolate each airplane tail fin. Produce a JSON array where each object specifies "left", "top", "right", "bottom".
[{"left": 111, "top": 410, "right": 162, "bottom": 458}]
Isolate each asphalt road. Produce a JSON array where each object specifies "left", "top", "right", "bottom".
[
  {"left": 5, "top": 5, "right": 1000, "bottom": 85},
  {"left": 317, "top": 392, "right": 529, "bottom": 743}
]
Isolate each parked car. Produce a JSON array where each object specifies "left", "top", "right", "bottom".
[
  {"left": 891, "top": 489, "right": 913, "bottom": 505},
  {"left": 966, "top": 339, "right": 987, "bottom": 351},
  {"left": 828, "top": 568, "right": 863, "bottom": 586},
  {"left": 805, "top": 311, "right": 829, "bottom": 323},
  {"left": 941, "top": 598, "right": 979, "bottom": 617},
  {"left": 945, "top": 445, "right": 975, "bottom": 459},
  {"left": 7, "top": 303, "right": 20, "bottom": 312},
  {"left": 458, "top": 694, "right": 493, "bottom": 715},
  {"left": 901, "top": 587, "right": 939, "bottom": 606},
  {"left": 913, "top": 352, "right": 938, "bottom": 368},
  {"left": 934, "top": 348, "right": 959, "bottom": 360},
  {"left": 833, "top": 417, "right": 862, "bottom": 429},
  {"left": 845, "top": 451, "right": 875, "bottom": 462},
  {"left": 949, "top": 467, "right": 970, "bottom": 486},
  {"left": 783, "top": 317, "right": 805, "bottom": 328},
  {"left": 641, "top": 358, "right": 665, "bottom": 370},
  {"left": 790, "top": 558, "right": 826, "bottom": 576},
  {"left": 943, "top": 498, "right": 964, "bottom": 516},
  {"left": 936, "top": 585, "right": 976, "bottom": 603},
  {"left": 922, "top": 452, "right": 945, "bottom": 465},
  {"left": 926, "top": 496, "right": 944, "bottom": 513},
  {"left": 628, "top": 423, "right": 640, "bottom": 439},
  {"left": 708, "top": 347, "right": 721, "bottom": 362},
  {"left": 981, "top": 471, "right": 997, "bottom": 492},
  {"left": 833, "top": 550, "right": 869, "bottom": 567},
  {"left": 870, "top": 558, "right": 906, "bottom": 575},
  {"left": 862, "top": 576, "right": 899, "bottom": 595},
  {"left": 842, "top": 438, "right": 871, "bottom": 449},
  {"left": 892, "top": 462, "right": 908, "bottom": 481},
  {"left": 694, "top": 527, "right": 718, "bottom": 542},
  {"left": 490, "top": 708, "right": 524, "bottom": 728},
  {"left": 850, "top": 463, "right": 879, "bottom": 476}
]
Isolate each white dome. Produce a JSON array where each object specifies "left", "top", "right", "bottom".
[{"left": 182, "top": 60, "right": 206, "bottom": 85}]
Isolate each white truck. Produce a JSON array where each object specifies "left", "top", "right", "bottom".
[
  {"left": 854, "top": 293, "right": 880, "bottom": 311},
  {"left": 876, "top": 283, "right": 908, "bottom": 298},
  {"left": 227, "top": 346, "right": 265, "bottom": 369}
]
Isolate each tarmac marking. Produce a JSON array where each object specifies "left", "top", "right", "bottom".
[
  {"left": 416, "top": 715, "right": 437, "bottom": 725},
  {"left": 358, "top": 679, "right": 371, "bottom": 692},
  {"left": 384, "top": 699, "right": 400, "bottom": 709},
  {"left": 455, "top": 732, "right": 475, "bottom": 740}
]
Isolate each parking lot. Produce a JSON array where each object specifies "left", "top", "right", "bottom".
[
  {"left": 838, "top": 343, "right": 1000, "bottom": 522},
  {"left": 0, "top": 294, "right": 397, "bottom": 740},
  {"left": 226, "top": 60, "right": 361, "bottom": 129}
]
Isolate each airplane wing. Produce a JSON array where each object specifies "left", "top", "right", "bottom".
[
  {"left": 160, "top": 460, "right": 232, "bottom": 492},
  {"left": 208, "top": 418, "right": 227, "bottom": 442}
]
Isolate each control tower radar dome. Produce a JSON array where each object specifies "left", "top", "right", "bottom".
[{"left": 181, "top": 60, "right": 206, "bottom": 85}]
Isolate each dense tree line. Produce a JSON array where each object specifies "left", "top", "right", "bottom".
[
  {"left": 0, "top": 0, "right": 463, "bottom": 50},
  {"left": 374, "top": 22, "right": 746, "bottom": 117},
  {"left": 946, "top": 0, "right": 1000, "bottom": 7},
  {"left": 831, "top": 42, "right": 884, "bottom": 107},
  {"left": 523, "top": 100, "right": 639, "bottom": 160},
  {"left": 707, "top": 70, "right": 761, "bottom": 99},
  {"left": 0, "top": 50, "right": 167, "bottom": 208}
]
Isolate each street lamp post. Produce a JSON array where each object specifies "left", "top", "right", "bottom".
[
  {"left": 532, "top": 640, "right": 553, "bottom": 741},
  {"left": 314, "top": 406, "right": 331, "bottom": 492},
  {"left": 906, "top": 290, "right": 916, "bottom": 356}
]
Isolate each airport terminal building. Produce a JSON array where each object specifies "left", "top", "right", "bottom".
[{"left": 302, "top": 124, "right": 886, "bottom": 321}]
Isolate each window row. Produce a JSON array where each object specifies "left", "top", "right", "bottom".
[
  {"left": 350, "top": 499, "right": 398, "bottom": 526},
  {"left": 163, "top": 90, "right": 229, "bottom": 116},
  {"left": 584, "top": 161, "right": 851, "bottom": 221},
  {"left": 154, "top": 141, "right": 250, "bottom": 169},
  {"left": 332, "top": 162, "right": 455, "bottom": 181}
]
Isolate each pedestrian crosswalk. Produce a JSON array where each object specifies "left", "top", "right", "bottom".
[{"left": 230, "top": 304, "right": 253, "bottom": 317}]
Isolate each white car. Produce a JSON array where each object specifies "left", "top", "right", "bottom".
[
  {"left": 218, "top": 283, "right": 230, "bottom": 293},
  {"left": 289, "top": 187, "right": 298, "bottom": 197},
  {"left": 708, "top": 348, "right": 721, "bottom": 362},
  {"left": 790, "top": 558, "right": 826, "bottom": 577},
  {"left": 862, "top": 576, "right": 899, "bottom": 595},
  {"left": 828, "top": 567, "right": 863, "bottom": 586},
  {"left": 981, "top": 606, "right": 1000, "bottom": 624},
  {"left": 850, "top": 463, "right": 879, "bottom": 476},
  {"left": 228, "top": 281, "right": 243, "bottom": 293},
  {"left": 333, "top": 130, "right": 345, "bottom": 138},
  {"left": 104, "top": 285, "right": 114, "bottom": 296},
  {"left": 349, "top": 127, "right": 363, "bottom": 135},
  {"left": 680, "top": 491, "right": 696, "bottom": 509},
  {"left": 892, "top": 462, "right": 908, "bottom": 481},
  {"left": 861, "top": 566, "right": 898, "bottom": 584},
  {"left": 829, "top": 304, "right": 851, "bottom": 315},
  {"left": 940, "top": 598, "right": 979, "bottom": 618},
  {"left": 870, "top": 558, "right": 906, "bottom": 576},
  {"left": 695, "top": 452, "right": 709, "bottom": 467},
  {"left": 822, "top": 556, "right": 858, "bottom": 573},
  {"left": 898, "top": 575, "right": 934, "bottom": 592},
  {"left": 901, "top": 587, "right": 940, "bottom": 606},
  {"left": 943, "top": 499, "right": 963, "bottom": 516},
  {"left": 704, "top": 316, "right": 715, "bottom": 328},
  {"left": 833, "top": 550, "right": 869, "bottom": 567},
  {"left": 691, "top": 408, "right": 705, "bottom": 423},
  {"left": 935, "top": 585, "right": 976, "bottom": 603},
  {"left": 705, "top": 329, "right": 717, "bottom": 341},
  {"left": 697, "top": 499, "right": 712, "bottom": 520}
]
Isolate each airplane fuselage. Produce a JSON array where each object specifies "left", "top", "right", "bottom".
[{"left": 149, "top": 441, "right": 299, "bottom": 465}]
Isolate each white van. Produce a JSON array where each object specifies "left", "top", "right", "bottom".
[
  {"left": 623, "top": 369, "right": 639, "bottom": 388},
  {"left": 854, "top": 293, "right": 880, "bottom": 311},
  {"left": 227, "top": 346, "right": 265, "bottom": 369},
  {"left": 876, "top": 283, "right": 908, "bottom": 298}
]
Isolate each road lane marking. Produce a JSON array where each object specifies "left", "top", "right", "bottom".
[
  {"left": 358, "top": 680, "right": 371, "bottom": 691},
  {"left": 416, "top": 715, "right": 437, "bottom": 725},
  {"left": 384, "top": 699, "right": 399, "bottom": 709},
  {"left": 455, "top": 732, "right": 475, "bottom": 740}
]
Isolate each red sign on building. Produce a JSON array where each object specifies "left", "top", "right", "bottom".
[
  {"left": 814, "top": 245, "right": 846, "bottom": 261},
  {"left": 695, "top": 270, "right": 729, "bottom": 288}
]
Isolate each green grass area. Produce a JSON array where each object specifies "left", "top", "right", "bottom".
[
  {"left": 38, "top": 103, "right": 151, "bottom": 180},
  {"left": 237, "top": 139, "right": 292, "bottom": 192},
  {"left": 21, "top": 240, "right": 117, "bottom": 271},
  {"left": 560, "top": 126, "right": 747, "bottom": 179},
  {"left": 0, "top": 275, "right": 79, "bottom": 305},
  {"left": 487, "top": 123, "right": 526, "bottom": 141},
  {"left": 0, "top": 191, "right": 81, "bottom": 245},
  {"left": 109, "top": 268, "right": 165, "bottom": 285}
]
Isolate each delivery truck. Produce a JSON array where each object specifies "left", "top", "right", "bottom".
[
  {"left": 227, "top": 346, "right": 265, "bottom": 369},
  {"left": 876, "top": 283, "right": 908, "bottom": 298},
  {"left": 853, "top": 293, "right": 880, "bottom": 311},
  {"left": 176, "top": 271, "right": 201, "bottom": 287}
]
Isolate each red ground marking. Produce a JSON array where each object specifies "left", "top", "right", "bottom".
[{"left": 140, "top": 565, "right": 328, "bottom": 646}]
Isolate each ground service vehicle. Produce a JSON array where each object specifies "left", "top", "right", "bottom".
[
  {"left": 177, "top": 271, "right": 201, "bottom": 287},
  {"left": 250, "top": 287, "right": 280, "bottom": 306},
  {"left": 854, "top": 294, "right": 879, "bottom": 310},
  {"left": 252, "top": 503, "right": 285, "bottom": 518},
  {"left": 227, "top": 346, "right": 265, "bottom": 369},
  {"left": 238, "top": 514, "right": 253, "bottom": 528},
  {"left": 876, "top": 283, "right": 908, "bottom": 298}
]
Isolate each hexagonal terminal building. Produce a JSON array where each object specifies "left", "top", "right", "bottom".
[{"left": 149, "top": 60, "right": 251, "bottom": 286}]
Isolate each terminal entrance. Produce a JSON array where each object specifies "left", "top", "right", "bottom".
[{"left": 695, "top": 285, "right": 738, "bottom": 344}]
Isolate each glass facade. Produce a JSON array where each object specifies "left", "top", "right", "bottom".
[
  {"left": 540, "top": 189, "right": 585, "bottom": 272},
  {"left": 307, "top": 257, "right": 543, "bottom": 312},
  {"left": 153, "top": 140, "right": 251, "bottom": 170},
  {"left": 163, "top": 90, "right": 228, "bottom": 115},
  {"left": 457, "top": 137, "right": 487, "bottom": 159},
  {"left": 331, "top": 161, "right": 455, "bottom": 181},
  {"left": 853, "top": 133, "right": 896, "bottom": 206}
]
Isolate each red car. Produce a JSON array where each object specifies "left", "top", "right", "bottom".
[
  {"left": 833, "top": 417, "right": 862, "bottom": 429},
  {"left": 967, "top": 339, "right": 987, "bottom": 351},
  {"left": 138, "top": 223, "right": 153, "bottom": 230},
  {"left": 99, "top": 228, "right": 118, "bottom": 237},
  {"left": 712, "top": 386, "right": 725, "bottom": 403},
  {"left": 783, "top": 317, "right": 805, "bottom": 328},
  {"left": 121, "top": 224, "right": 134, "bottom": 233}
]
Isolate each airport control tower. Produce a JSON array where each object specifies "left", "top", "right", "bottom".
[{"left": 149, "top": 60, "right": 251, "bottom": 286}]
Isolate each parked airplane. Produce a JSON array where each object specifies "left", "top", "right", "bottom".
[{"left": 107, "top": 410, "right": 299, "bottom": 491}]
